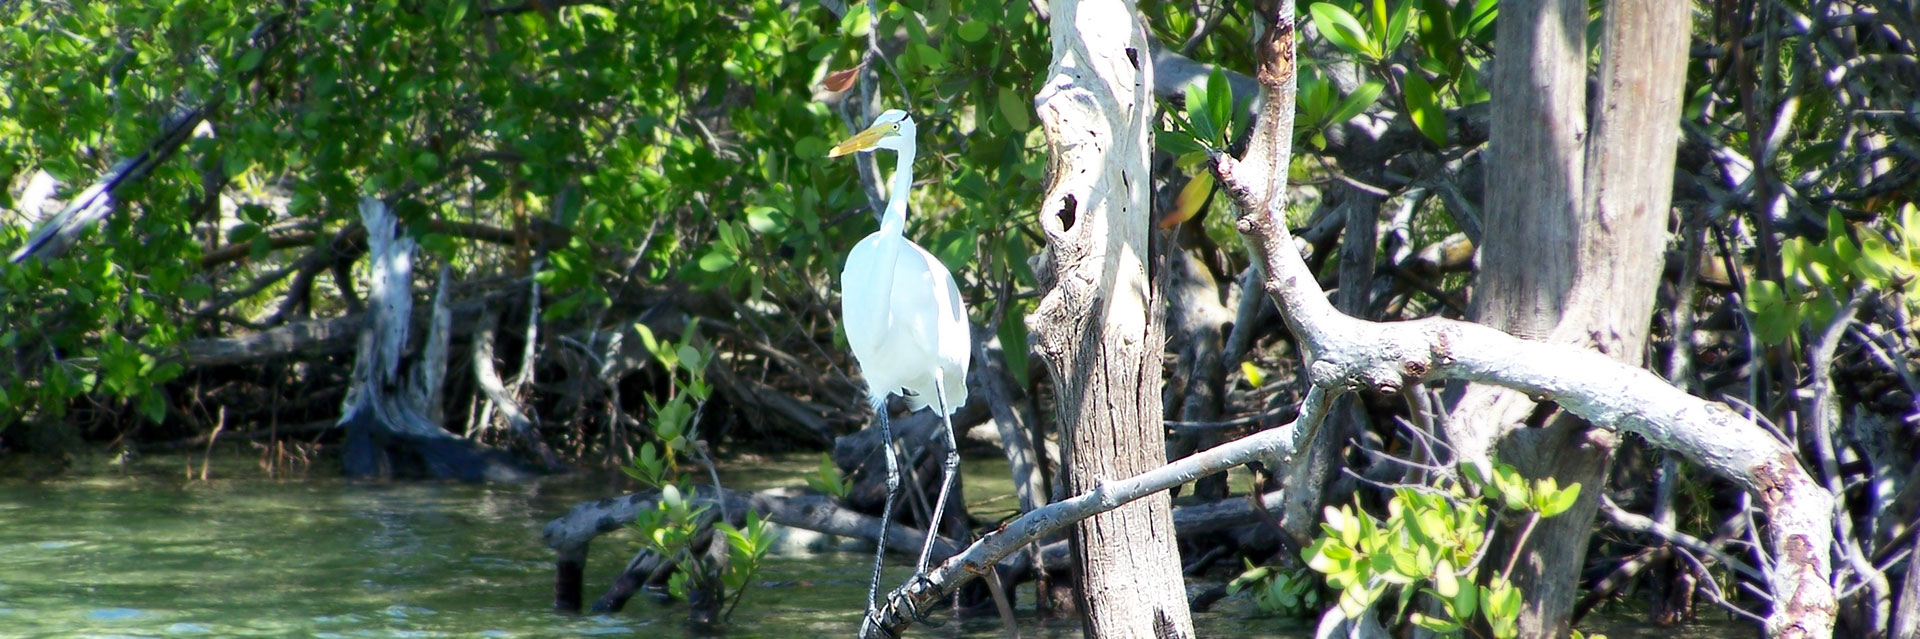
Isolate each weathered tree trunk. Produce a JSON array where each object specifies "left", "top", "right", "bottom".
[
  {"left": 1028, "top": 0, "right": 1193, "bottom": 637},
  {"left": 337, "top": 196, "right": 528, "bottom": 482},
  {"left": 1453, "top": 0, "right": 1694, "bottom": 636}
]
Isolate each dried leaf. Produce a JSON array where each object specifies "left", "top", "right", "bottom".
[
  {"left": 1159, "top": 171, "right": 1214, "bottom": 228},
  {"left": 821, "top": 62, "right": 864, "bottom": 93}
]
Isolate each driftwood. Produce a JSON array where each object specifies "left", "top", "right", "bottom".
[
  {"left": 543, "top": 485, "right": 965, "bottom": 613},
  {"left": 335, "top": 197, "right": 528, "bottom": 482},
  {"left": 471, "top": 314, "right": 563, "bottom": 470},
  {"left": 540, "top": 482, "right": 1294, "bottom": 612}
]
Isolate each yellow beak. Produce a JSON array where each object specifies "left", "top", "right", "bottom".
[{"left": 829, "top": 123, "right": 890, "bottom": 157}]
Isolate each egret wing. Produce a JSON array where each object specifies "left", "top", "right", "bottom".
[{"left": 894, "top": 241, "right": 970, "bottom": 414}]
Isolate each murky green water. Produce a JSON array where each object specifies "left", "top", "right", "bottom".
[{"left": 0, "top": 453, "right": 1735, "bottom": 639}]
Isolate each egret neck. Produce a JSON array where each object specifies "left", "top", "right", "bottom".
[{"left": 878, "top": 142, "right": 914, "bottom": 237}]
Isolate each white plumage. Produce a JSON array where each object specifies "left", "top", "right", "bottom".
[
  {"left": 830, "top": 110, "right": 971, "bottom": 635},
  {"left": 832, "top": 109, "right": 970, "bottom": 416}
]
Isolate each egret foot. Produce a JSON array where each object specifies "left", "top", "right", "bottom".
[{"left": 901, "top": 573, "right": 949, "bottom": 627}]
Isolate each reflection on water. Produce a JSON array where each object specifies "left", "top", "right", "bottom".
[{"left": 0, "top": 453, "right": 1737, "bottom": 639}]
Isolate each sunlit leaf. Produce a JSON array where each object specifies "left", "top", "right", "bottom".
[
  {"left": 1384, "top": 0, "right": 1415, "bottom": 52},
  {"left": 1310, "top": 3, "right": 1378, "bottom": 60},
  {"left": 1402, "top": 71, "right": 1445, "bottom": 146},
  {"left": 1327, "top": 80, "right": 1384, "bottom": 128},
  {"left": 1541, "top": 481, "right": 1581, "bottom": 517},
  {"left": 1206, "top": 68, "right": 1232, "bottom": 142},
  {"left": 957, "top": 20, "right": 989, "bottom": 42}
]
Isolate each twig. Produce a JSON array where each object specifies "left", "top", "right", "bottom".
[{"left": 1599, "top": 495, "right": 1765, "bottom": 582}]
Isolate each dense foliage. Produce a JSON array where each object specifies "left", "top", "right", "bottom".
[
  {"left": 2, "top": 0, "right": 1915, "bottom": 635},
  {"left": 0, "top": 0, "right": 1056, "bottom": 442}
]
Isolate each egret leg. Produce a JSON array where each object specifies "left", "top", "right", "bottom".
[
  {"left": 861, "top": 405, "right": 901, "bottom": 639},
  {"left": 915, "top": 375, "right": 962, "bottom": 575}
]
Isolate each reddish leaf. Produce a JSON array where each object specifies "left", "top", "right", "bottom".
[{"left": 821, "top": 62, "right": 864, "bottom": 92}]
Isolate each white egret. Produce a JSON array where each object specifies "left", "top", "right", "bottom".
[{"left": 828, "top": 109, "right": 970, "bottom": 628}]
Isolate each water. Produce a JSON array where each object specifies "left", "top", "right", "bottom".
[{"left": 0, "top": 453, "right": 1738, "bottom": 638}]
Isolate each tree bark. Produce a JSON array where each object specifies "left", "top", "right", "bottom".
[
  {"left": 1028, "top": 0, "right": 1193, "bottom": 637},
  {"left": 1455, "top": 0, "right": 1696, "bottom": 637}
]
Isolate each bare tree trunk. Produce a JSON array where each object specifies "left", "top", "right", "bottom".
[
  {"left": 1453, "top": 0, "right": 1692, "bottom": 637},
  {"left": 1029, "top": 0, "right": 1193, "bottom": 637},
  {"left": 337, "top": 196, "right": 528, "bottom": 482}
]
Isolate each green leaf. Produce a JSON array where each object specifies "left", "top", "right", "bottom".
[
  {"left": 1492, "top": 579, "right": 1522, "bottom": 616},
  {"left": 1461, "top": 0, "right": 1498, "bottom": 39},
  {"left": 1206, "top": 68, "right": 1231, "bottom": 143},
  {"left": 1157, "top": 127, "right": 1204, "bottom": 158},
  {"left": 227, "top": 222, "right": 261, "bottom": 244},
  {"left": 996, "top": 88, "right": 1031, "bottom": 132},
  {"left": 1433, "top": 556, "right": 1459, "bottom": 597},
  {"left": 1541, "top": 481, "right": 1581, "bottom": 517},
  {"left": 249, "top": 233, "right": 271, "bottom": 262},
  {"left": 1384, "top": 0, "right": 1415, "bottom": 52},
  {"left": 635, "top": 324, "right": 661, "bottom": 362},
  {"left": 1184, "top": 82, "right": 1221, "bottom": 147},
  {"left": 697, "top": 249, "right": 735, "bottom": 272},
  {"left": 1311, "top": 3, "right": 1378, "bottom": 60},
  {"left": 1489, "top": 464, "right": 1523, "bottom": 507},
  {"left": 840, "top": 1, "right": 872, "bottom": 37},
  {"left": 1336, "top": 582, "right": 1382, "bottom": 619},
  {"left": 912, "top": 43, "right": 946, "bottom": 69},
  {"left": 1410, "top": 612, "right": 1462, "bottom": 633},
  {"left": 745, "top": 206, "right": 783, "bottom": 233},
  {"left": 675, "top": 345, "right": 702, "bottom": 375},
  {"left": 236, "top": 48, "right": 263, "bottom": 73},
  {"left": 996, "top": 316, "right": 1030, "bottom": 387},
  {"left": 181, "top": 282, "right": 212, "bottom": 302},
  {"left": 1240, "top": 361, "right": 1265, "bottom": 387},
  {"left": 1454, "top": 571, "right": 1479, "bottom": 618},
  {"left": 1327, "top": 80, "right": 1384, "bottom": 127},
  {"left": 1859, "top": 234, "right": 1914, "bottom": 285},
  {"left": 138, "top": 389, "right": 166, "bottom": 423},
  {"left": 1745, "top": 279, "right": 1799, "bottom": 346},
  {"left": 1402, "top": 71, "right": 1445, "bottom": 146},
  {"left": 445, "top": 0, "right": 469, "bottom": 29},
  {"left": 1299, "top": 67, "right": 1332, "bottom": 123},
  {"left": 956, "top": 20, "right": 988, "bottom": 42},
  {"left": 1303, "top": 537, "right": 1341, "bottom": 573}
]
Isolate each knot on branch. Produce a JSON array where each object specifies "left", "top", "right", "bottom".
[
  {"left": 1363, "top": 368, "right": 1402, "bottom": 396},
  {"left": 1307, "top": 357, "right": 1404, "bottom": 396},
  {"left": 1307, "top": 360, "right": 1343, "bottom": 388},
  {"left": 1213, "top": 155, "right": 1262, "bottom": 216},
  {"left": 1430, "top": 325, "right": 1459, "bottom": 366}
]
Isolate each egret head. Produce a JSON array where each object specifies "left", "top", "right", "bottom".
[{"left": 828, "top": 110, "right": 916, "bottom": 157}]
